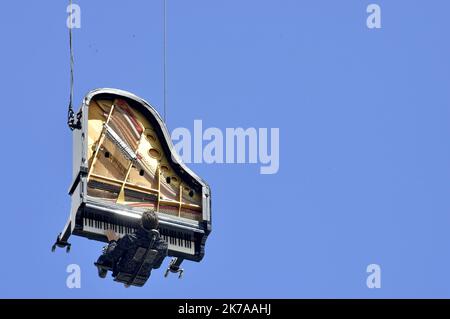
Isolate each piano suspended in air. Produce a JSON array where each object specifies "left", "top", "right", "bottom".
[{"left": 53, "top": 88, "right": 212, "bottom": 277}]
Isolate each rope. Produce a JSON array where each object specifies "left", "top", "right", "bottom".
[
  {"left": 67, "top": 0, "right": 81, "bottom": 130},
  {"left": 67, "top": 1, "right": 166, "bottom": 128},
  {"left": 163, "top": 0, "right": 167, "bottom": 123}
]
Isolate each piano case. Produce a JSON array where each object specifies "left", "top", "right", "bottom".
[{"left": 54, "top": 88, "right": 211, "bottom": 267}]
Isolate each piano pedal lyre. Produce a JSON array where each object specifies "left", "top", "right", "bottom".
[
  {"left": 164, "top": 257, "right": 184, "bottom": 279},
  {"left": 51, "top": 233, "right": 72, "bottom": 253}
]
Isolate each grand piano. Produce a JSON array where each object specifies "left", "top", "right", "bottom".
[{"left": 53, "top": 88, "right": 212, "bottom": 277}]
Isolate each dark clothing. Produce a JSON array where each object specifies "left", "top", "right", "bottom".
[{"left": 98, "top": 227, "right": 168, "bottom": 279}]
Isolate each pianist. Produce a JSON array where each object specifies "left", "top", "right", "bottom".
[{"left": 95, "top": 210, "right": 168, "bottom": 283}]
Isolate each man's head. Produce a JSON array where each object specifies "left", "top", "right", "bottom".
[{"left": 141, "top": 210, "right": 159, "bottom": 231}]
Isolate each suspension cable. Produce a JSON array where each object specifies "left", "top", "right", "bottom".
[
  {"left": 67, "top": 0, "right": 81, "bottom": 130},
  {"left": 163, "top": 0, "right": 167, "bottom": 123}
]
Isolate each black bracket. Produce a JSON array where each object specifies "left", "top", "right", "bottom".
[
  {"left": 51, "top": 233, "right": 71, "bottom": 253},
  {"left": 68, "top": 109, "right": 82, "bottom": 131},
  {"left": 164, "top": 257, "right": 184, "bottom": 279}
]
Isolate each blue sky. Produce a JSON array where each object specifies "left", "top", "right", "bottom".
[{"left": 1, "top": 0, "right": 450, "bottom": 298}]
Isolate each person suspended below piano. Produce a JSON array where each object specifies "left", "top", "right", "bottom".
[{"left": 95, "top": 209, "right": 168, "bottom": 287}]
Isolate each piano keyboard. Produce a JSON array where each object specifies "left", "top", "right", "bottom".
[{"left": 82, "top": 218, "right": 195, "bottom": 255}]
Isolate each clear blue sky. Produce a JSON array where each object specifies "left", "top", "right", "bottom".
[{"left": 0, "top": 0, "right": 450, "bottom": 298}]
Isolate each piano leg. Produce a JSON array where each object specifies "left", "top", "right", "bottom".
[
  {"left": 164, "top": 257, "right": 184, "bottom": 279},
  {"left": 51, "top": 233, "right": 72, "bottom": 253},
  {"left": 51, "top": 219, "right": 72, "bottom": 253}
]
